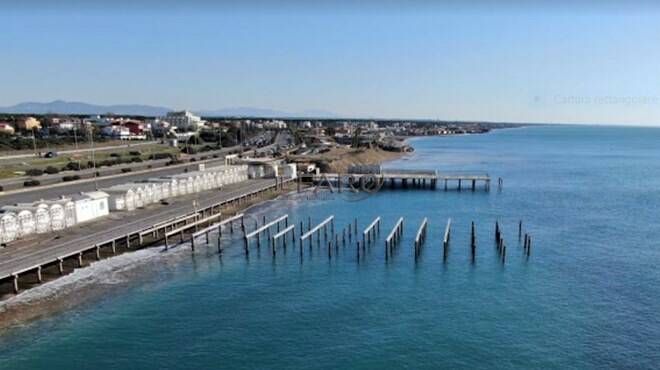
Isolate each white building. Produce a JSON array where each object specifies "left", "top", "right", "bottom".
[
  {"left": 162, "top": 111, "right": 206, "bottom": 131},
  {"left": 101, "top": 125, "right": 131, "bottom": 139},
  {"left": 72, "top": 191, "right": 109, "bottom": 223},
  {"left": 0, "top": 212, "right": 18, "bottom": 244}
]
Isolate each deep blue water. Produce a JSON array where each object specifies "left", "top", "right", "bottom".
[{"left": 1, "top": 125, "right": 659, "bottom": 369}]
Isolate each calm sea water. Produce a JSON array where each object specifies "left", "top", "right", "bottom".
[{"left": 1, "top": 125, "right": 659, "bottom": 369}]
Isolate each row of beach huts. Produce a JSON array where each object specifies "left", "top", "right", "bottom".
[{"left": 0, "top": 165, "right": 249, "bottom": 245}]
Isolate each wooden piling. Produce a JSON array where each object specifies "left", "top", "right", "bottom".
[{"left": 12, "top": 274, "right": 19, "bottom": 294}]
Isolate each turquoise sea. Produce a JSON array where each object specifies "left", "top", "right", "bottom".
[{"left": 1, "top": 125, "right": 659, "bottom": 369}]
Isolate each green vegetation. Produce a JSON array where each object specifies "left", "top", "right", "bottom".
[{"left": 0, "top": 145, "right": 180, "bottom": 179}]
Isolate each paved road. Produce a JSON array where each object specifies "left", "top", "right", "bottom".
[
  {"left": 0, "top": 159, "right": 226, "bottom": 205},
  {"left": 0, "top": 179, "right": 278, "bottom": 281},
  {"left": 0, "top": 141, "right": 161, "bottom": 160},
  {"left": 0, "top": 133, "right": 285, "bottom": 204}
]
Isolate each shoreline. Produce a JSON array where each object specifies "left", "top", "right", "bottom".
[
  {"left": 0, "top": 142, "right": 416, "bottom": 333},
  {"left": 0, "top": 182, "right": 302, "bottom": 333}
]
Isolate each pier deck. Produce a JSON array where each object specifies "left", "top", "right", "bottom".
[
  {"left": 313, "top": 169, "right": 491, "bottom": 191},
  {"left": 0, "top": 178, "right": 289, "bottom": 291}
]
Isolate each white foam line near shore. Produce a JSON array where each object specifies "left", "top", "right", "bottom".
[
  {"left": 0, "top": 245, "right": 190, "bottom": 313},
  {"left": 0, "top": 188, "right": 310, "bottom": 313}
]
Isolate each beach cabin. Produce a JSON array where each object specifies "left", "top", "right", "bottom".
[
  {"left": 192, "top": 174, "right": 204, "bottom": 193},
  {"left": 102, "top": 185, "right": 137, "bottom": 211},
  {"left": 170, "top": 174, "right": 195, "bottom": 195},
  {"left": 72, "top": 191, "right": 109, "bottom": 224},
  {"left": 0, "top": 212, "right": 18, "bottom": 244},
  {"left": 44, "top": 199, "right": 77, "bottom": 228},
  {"left": 45, "top": 203, "right": 65, "bottom": 231},
  {"left": 149, "top": 182, "right": 163, "bottom": 202},
  {"left": 32, "top": 206, "right": 51, "bottom": 234},
  {"left": 2, "top": 207, "right": 36, "bottom": 237}
]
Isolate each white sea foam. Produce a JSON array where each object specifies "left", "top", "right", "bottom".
[
  {"left": 0, "top": 191, "right": 304, "bottom": 314},
  {"left": 0, "top": 245, "right": 190, "bottom": 313}
]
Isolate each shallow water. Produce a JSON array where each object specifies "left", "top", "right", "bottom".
[{"left": 1, "top": 125, "right": 659, "bottom": 369}]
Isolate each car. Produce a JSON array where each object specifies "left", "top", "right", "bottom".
[{"left": 44, "top": 151, "right": 58, "bottom": 158}]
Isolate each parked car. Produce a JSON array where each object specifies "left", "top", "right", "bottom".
[{"left": 44, "top": 151, "right": 58, "bottom": 158}]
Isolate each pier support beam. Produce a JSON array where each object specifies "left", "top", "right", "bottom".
[{"left": 12, "top": 274, "right": 19, "bottom": 294}]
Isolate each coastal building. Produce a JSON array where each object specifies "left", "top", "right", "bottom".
[
  {"left": 16, "top": 117, "right": 41, "bottom": 131},
  {"left": 0, "top": 212, "right": 18, "bottom": 244},
  {"left": 100, "top": 125, "right": 131, "bottom": 139},
  {"left": 42, "top": 199, "right": 77, "bottom": 229},
  {"left": 161, "top": 111, "right": 206, "bottom": 131},
  {"left": 71, "top": 191, "right": 109, "bottom": 224},
  {"left": 1, "top": 207, "right": 36, "bottom": 237},
  {"left": 85, "top": 115, "right": 113, "bottom": 127},
  {"left": 0, "top": 123, "right": 15, "bottom": 135}
]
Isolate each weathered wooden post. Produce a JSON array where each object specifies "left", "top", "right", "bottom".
[
  {"left": 527, "top": 236, "right": 532, "bottom": 256},
  {"left": 518, "top": 220, "right": 522, "bottom": 240},
  {"left": 12, "top": 274, "right": 19, "bottom": 294},
  {"left": 218, "top": 230, "right": 223, "bottom": 253}
]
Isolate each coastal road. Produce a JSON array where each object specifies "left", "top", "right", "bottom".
[
  {"left": 0, "top": 158, "right": 226, "bottom": 205},
  {"left": 0, "top": 141, "right": 161, "bottom": 160},
  {"left": 0, "top": 132, "right": 286, "bottom": 205},
  {"left": 0, "top": 179, "right": 278, "bottom": 282}
]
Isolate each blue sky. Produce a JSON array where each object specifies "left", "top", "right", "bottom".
[{"left": 2, "top": 2, "right": 660, "bottom": 125}]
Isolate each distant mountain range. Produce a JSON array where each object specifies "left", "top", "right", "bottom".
[{"left": 0, "top": 100, "right": 338, "bottom": 118}]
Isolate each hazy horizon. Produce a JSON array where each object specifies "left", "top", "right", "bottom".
[{"left": 2, "top": 1, "right": 660, "bottom": 126}]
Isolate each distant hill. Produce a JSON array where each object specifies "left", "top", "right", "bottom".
[
  {"left": 0, "top": 100, "right": 171, "bottom": 116},
  {"left": 0, "top": 100, "right": 339, "bottom": 118}
]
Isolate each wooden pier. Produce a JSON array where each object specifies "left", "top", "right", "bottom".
[
  {"left": 0, "top": 178, "right": 292, "bottom": 295},
  {"left": 414, "top": 218, "right": 428, "bottom": 258},
  {"left": 299, "top": 215, "right": 334, "bottom": 255},
  {"left": 244, "top": 214, "right": 289, "bottom": 254},
  {"left": 311, "top": 169, "right": 491, "bottom": 191}
]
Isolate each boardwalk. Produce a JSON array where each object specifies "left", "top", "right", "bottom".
[{"left": 0, "top": 178, "right": 288, "bottom": 292}]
